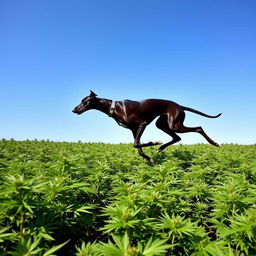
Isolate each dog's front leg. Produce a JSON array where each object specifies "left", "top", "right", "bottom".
[
  {"left": 137, "top": 148, "right": 155, "bottom": 164},
  {"left": 133, "top": 123, "right": 162, "bottom": 148},
  {"left": 131, "top": 124, "right": 161, "bottom": 164},
  {"left": 133, "top": 123, "right": 147, "bottom": 148}
]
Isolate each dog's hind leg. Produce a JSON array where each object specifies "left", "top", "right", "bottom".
[
  {"left": 155, "top": 115, "right": 181, "bottom": 153},
  {"left": 165, "top": 111, "right": 219, "bottom": 147},
  {"left": 176, "top": 125, "right": 219, "bottom": 146}
]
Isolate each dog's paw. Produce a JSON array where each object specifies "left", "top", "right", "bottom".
[
  {"left": 149, "top": 158, "right": 155, "bottom": 165},
  {"left": 157, "top": 148, "right": 162, "bottom": 154},
  {"left": 154, "top": 141, "right": 163, "bottom": 145},
  {"left": 212, "top": 141, "right": 220, "bottom": 147}
]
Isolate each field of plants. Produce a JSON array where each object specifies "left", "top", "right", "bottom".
[{"left": 0, "top": 139, "right": 256, "bottom": 255}]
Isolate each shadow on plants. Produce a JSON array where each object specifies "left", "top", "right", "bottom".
[
  {"left": 171, "top": 149, "right": 194, "bottom": 169},
  {"left": 152, "top": 151, "right": 169, "bottom": 165}
]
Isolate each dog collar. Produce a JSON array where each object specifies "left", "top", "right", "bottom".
[{"left": 109, "top": 100, "right": 115, "bottom": 117}]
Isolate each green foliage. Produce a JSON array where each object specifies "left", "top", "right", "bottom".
[
  {"left": 75, "top": 241, "right": 100, "bottom": 256},
  {"left": 0, "top": 140, "right": 256, "bottom": 255},
  {"left": 157, "top": 213, "right": 198, "bottom": 241},
  {"left": 98, "top": 233, "right": 172, "bottom": 256}
]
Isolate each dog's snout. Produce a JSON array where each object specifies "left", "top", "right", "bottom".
[
  {"left": 72, "top": 108, "right": 79, "bottom": 114},
  {"left": 72, "top": 106, "right": 83, "bottom": 114}
]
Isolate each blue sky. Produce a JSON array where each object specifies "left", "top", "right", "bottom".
[{"left": 1, "top": 0, "right": 255, "bottom": 145}]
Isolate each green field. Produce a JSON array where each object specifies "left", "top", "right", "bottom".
[{"left": 0, "top": 140, "right": 256, "bottom": 255}]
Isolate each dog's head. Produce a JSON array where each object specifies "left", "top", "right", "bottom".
[{"left": 72, "top": 90, "right": 98, "bottom": 115}]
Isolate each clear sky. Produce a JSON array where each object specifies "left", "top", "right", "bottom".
[{"left": 1, "top": 0, "right": 255, "bottom": 145}]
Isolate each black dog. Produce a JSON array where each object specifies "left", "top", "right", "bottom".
[{"left": 73, "top": 91, "right": 221, "bottom": 163}]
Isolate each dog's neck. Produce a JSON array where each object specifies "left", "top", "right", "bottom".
[{"left": 94, "top": 98, "right": 114, "bottom": 116}]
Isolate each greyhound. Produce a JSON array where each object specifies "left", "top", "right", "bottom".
[{"left": 72, "top": 91, "right": 221, "bottom": 164}]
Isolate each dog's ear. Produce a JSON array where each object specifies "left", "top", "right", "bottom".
[{"left": 89, "top": 90, "right": 97, "bottom": 98}]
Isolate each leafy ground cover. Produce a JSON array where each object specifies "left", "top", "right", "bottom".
[{"left": 0, "top": 139, "right": 256, "bottom": 255}]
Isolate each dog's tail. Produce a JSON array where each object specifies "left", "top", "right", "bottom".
[{"left": 182, "top": 106, "right": 222, "bottom": 118}]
